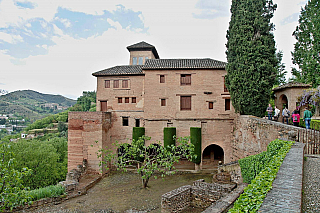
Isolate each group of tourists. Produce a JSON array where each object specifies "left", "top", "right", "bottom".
[{"left": 266, "top": 104, "right": 312, "bottom": 129}]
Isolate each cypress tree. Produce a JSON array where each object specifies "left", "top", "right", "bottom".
[
  {"left": 292, "top": 0, "right": 320, "bottom": 86},
  {"left": 225, "top": 0, "right": 278, "bottom": 117}
]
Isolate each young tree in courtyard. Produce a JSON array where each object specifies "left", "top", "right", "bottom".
[
  {"left": 225, "top": 0, "right": 278, "bottom": 116},
  {"left": 291, "top": 0, "right": 320, "bottom": 86},
  {"left": 98, "top": 136, "right": 195, "bottom": 188}
]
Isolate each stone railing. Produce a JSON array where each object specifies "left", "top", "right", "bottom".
[{"left": 161, "top": 179, "right": 236, "bottom": 213}]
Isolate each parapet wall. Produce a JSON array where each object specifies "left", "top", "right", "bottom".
[
  {"left": 68, "top": 111, "right": 112, "bottom": 173},
  {"left": 231, "top": 115, "right": 299, "bottom": 161}
]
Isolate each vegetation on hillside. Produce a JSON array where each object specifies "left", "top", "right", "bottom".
[
  {"left": 291, "top": 0, "right": 320, "bottom": 86},
  {"left": 225, "top": 0, "right": 278, "bottom": 117}
]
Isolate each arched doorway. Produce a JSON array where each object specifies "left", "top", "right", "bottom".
[
  {"left": 279, "top": 94, "right": 288, "bottom": 110},
  {"left": 202, "top": 144, "right": 224, "bottom": 169}
]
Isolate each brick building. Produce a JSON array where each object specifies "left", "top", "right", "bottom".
[{"left": 68, "top": 41, "right": 236, "bottom": 173}]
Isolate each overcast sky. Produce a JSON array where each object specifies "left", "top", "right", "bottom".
[{"left": 0, "top": 0, "right": 307, "bottom": 100}]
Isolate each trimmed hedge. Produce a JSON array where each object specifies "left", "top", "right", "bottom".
[
  {"left": 190, "top": 127, "right": 201, "bottom": 164},
  {"left": 132, "top": 127, "right": 145, "bottom": 142},
  {"left": 299, "top": 119, "right": 320, "bottom": 130},
  {"left": 163, "top": 127, "right": 176, "bottom": 150},
  {"left": 228, "top": 139, "right": 294, "bottom": 212}
]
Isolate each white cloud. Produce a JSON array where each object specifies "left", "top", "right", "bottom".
[{"left": 0, "top": 32, "right": 23, "bottom": 43}]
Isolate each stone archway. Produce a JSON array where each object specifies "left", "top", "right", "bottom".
[
  {"left": 202, "top": 144, "right": 224, "bottom": 169},
  {"left": 279, "top": 94, "right": 288, "bottom": 110}
]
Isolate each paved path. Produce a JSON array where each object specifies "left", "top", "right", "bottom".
[
  {"left": 259, "top": 142, "right": 304, "bottom": 213},
  {"left": 302, "top": 154, "right": 320, "bottom": 213}
]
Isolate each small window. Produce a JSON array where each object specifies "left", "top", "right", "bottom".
[
  {"left": 138, "top": 57, "right": 143, "bottom": 65},
  {"left": 161, "top": 99, "right": 166, "bottom": 106},
  {"left": 160, "top": 75, "right": 165, "bottom": 83},
  {"left": 181, "top": 74, "right": 191, "bottom": 85},
  {"left": 209, "top": 102, "right": 213, "bottom": 109},
  {"left": 122, "top": 117, "right": 129, "bottom": 126},
  {"left": 132, "top": 97, "right": 136, "bottom": 103},
  {"left": 105, "top": 80, "right": 110, "bottom": 88},
  {"left": 225, "top": 99, "right": 231, "bottom": 111},
  {"left": 118, "top": 97, "right": 122, "bottom": 103},
  {"left": 122, "top": 80, "right": 128, "bottom": 88},
  {"left": 114, "top": 80, "right": 119, "bottom": 88},
  {"left": 135, "top": 119, "right": 140, "bottom": 127},
  {"left": 125, "top": 97, "right": 129, "bottom": 103},
  {"left": 132, "top": 57, "right": 137, "bottom": 65},
  {"left": 180, "top": 96, "right": 191, "bottom": 110}
]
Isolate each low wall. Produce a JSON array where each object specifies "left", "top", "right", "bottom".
[
  {"left": 161, "top": 179, "right": 236, "bottom": 213},
  {"left": 231, "top": 115, "right": 299, "bottom": 161},
  {"left": 218, "top": 161, "right": 242, "bottom": 184}
]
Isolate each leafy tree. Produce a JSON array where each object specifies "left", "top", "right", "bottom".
[
  {"left": 98, "top": 136, "right": 195, "bottom": 188},
  {"left": 0, "top": 118, "right": 6, "bottom": 125},
  {"left": 225, "top": 0, "right": 278, "bottom": 117},
  {"left": 275, "top": 51, "right": 287, "bottom": 86},
  {"left": 75, "top": 91, "right": 96, "bottom": 111},
  {"left": 291, "top": 0, "right": 320, "bottom": 86},
  {"left": 0, "top": 142, "right": 31, "bottom": 210}
]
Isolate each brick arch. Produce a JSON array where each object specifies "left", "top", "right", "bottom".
[
  {"left": 202, "top": 144, "right": 224, "bottom": 169},
  {"left": 278, "top": 94, "right": 288, "bottom": 110}
]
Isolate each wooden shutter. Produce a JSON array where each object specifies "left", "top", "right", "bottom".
[
  {"left": 185, "top": 75, "right": 191, "bottom": 85},
  {"left": 161, "top": 99, "right": 166, "bottom": 106},
  {"left": 114, "top": 80, "right": 119, "bottom": 88},
  {"left": 100, "top": 101, "right": 107, "bottom": 112},
  {"left": 122, "top": 80, "right": 128, "bottom": 88},
  {"left": 105, "top": 80, "right": 110, "bottom": 88},
  {"left": 160, "top": 75, "right": 165, "bottom": 83},
  {"left": 132, "top": 97, "right": 136, "bottom": 103},
  {"left": 125, "top": 97, "right": 129, "bottom": 103},
  {"left": 180, "top": 96, "right": 191, "bottom": 110},
  {"left": 225, "top": 99, "right": 230, "bottom": 111},
  {"left": 181, "top": 74, "right": 191, "bottom": 85},
  {"left": 118, "top": 97, "right": 122, "bottom": 103},
  {"left": 209, "top": 102, "right": 213, "bottom": 109}
]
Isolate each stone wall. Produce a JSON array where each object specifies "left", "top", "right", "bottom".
[
  {"left": 68, "top": 112, "right": 112, "bottom": 173},
  {"left": 231, "top": 115, "right": 299, "bottom": 161},
  {"left": 218, "top": 161, "right": 242, "bottom": 184},
  {"left": 161, "top": 179, "right": 236, "bottom": 213}
]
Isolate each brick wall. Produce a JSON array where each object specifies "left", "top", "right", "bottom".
[{"left": 68, "top": 112, "right": 111, "bottom": 173}]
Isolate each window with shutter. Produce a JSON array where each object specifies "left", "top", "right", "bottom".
[
  {"left": 114, "top": 80, "right": 119, "bottom": 88},
  {"left": 122, "top": 80, "right": 128, "bottom": 88},
  {"left": 161, "top": 99, "right": 166, "bottom": 106},
  {"left": 100, "top": 101, "right": 107, "bottom": 112},
  {"left": 225, "top": 99, "right": 230, "bottom": 111},
  {"left": 105, "top": 80, "right": 110, "bottom": 88},
  {"left": 122, "top": 117, "right": 129, "bottom": 126},
  {"left": 209, "top": 102, "right": 213, "bottom": 109},
  {"left": 132, "top": 97, "right": 136, "bottom": 103},
  {"left": 181, "top": 74, "right": 191, "bottom": 85},
  {"left": 160, "top": 75, "right": 165, "bottom": 83},
  {"left": 125, "top": 97, "right": 129, "bottom": 103},
  {"left": 180, "top": 96, "right": 191, "bottom": 110},
  {"left": 223, "top": 77, "right": 228, "bottom": 92},
  {"left": 118, "top": 97, "right": 122, "bottom": 103}
]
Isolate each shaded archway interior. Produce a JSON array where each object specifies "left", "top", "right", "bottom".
[
  {"left": 202, "top": 144, "right": 224, "bottom": 169},
  {"left": 279, "top": 94, "right": 288, "bottom": 111}
]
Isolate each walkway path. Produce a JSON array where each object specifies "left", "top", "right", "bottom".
[
  {"left": 259, "top": 142, "right": 304, "bottom": 212},
  {"left": 302, "top": 154, "right": 320, "bottom": 212}
]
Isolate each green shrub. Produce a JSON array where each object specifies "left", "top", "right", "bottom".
[
  {"left": 27, "top": 184, "right": 66, "bottom": 201},
  {"left": 239, "top": 139, "right": 288, "bottom": 183},
  {"left": 190, "top": 127, "right": 201, "bottom": 164},
  {"left": 132, "top": 127, "right": 145, "bottom": 142},
  {"left": 163, "top": 127, "right": 176, "bottom": 150},
  {"left": 229, "top": 139, "right": 294, "bottom": 213}
]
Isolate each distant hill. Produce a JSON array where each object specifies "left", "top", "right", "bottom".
[{"left": 0, "top": 90, "right": 76, "bottom": 122}]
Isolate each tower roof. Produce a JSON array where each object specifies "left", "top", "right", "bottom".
[{"left": 126, "top": 41, "right": 160, "bottom": 59}]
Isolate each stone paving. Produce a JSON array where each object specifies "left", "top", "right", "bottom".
[
  {"left": 302, "top": 154, "right": 320, "bottom": 212},
  {"left": 258, "top": 142, "right": 304, "bottom": 213}
]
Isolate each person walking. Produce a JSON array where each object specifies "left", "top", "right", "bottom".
[
  {"left": 292, "top": 110, "right": 300, "bottom": 126},
  {"left": 303, "top": 107, "right": 312, "bottom": 129},
  {"left": 274, "top": 106, "right": 280, "bottom": 121},
  {"left": 266, "top": 104, "right": 273, "bottom": 120},
  {"left": 282, "top": 107, "right": 290, "bottom": 124}
]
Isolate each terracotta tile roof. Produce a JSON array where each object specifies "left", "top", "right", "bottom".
[
  {"left": 272, "top": 82, "right": 312, "bottom": 91},
  {"left": 92, "top": 65, "right": 144, "bottom": 76},
  {"left": 143, "top": 58, "right": 226, "bottom": 69},
  {"left": 126, "top": 41, "right": 160, "bottom": 59}
]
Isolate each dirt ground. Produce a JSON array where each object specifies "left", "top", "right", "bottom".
[{"left": 19, "top": 171, "right": 215, "bottom": 213}]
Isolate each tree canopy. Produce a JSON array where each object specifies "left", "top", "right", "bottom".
[
  {"left": 291, "top": 0, "right": 320, "bottom": 86},
  {"left": 225, "top": 0, "right": 278, "bottom": 117}
]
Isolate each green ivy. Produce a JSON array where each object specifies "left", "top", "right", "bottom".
[{"left": 228, "top": 139, "right": 294, "bottom": 213}]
